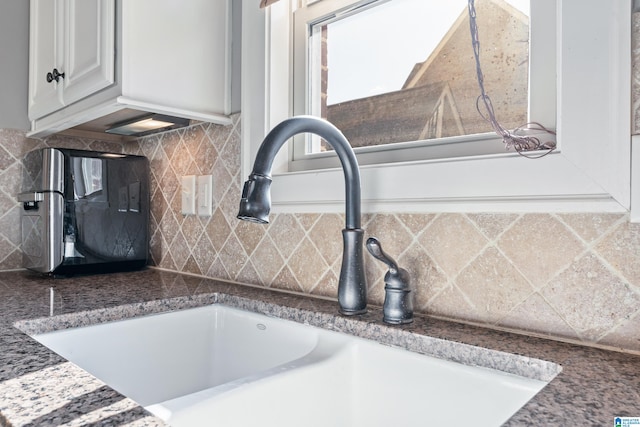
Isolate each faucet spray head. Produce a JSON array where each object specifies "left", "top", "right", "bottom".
[{"left": 237, "top": 174, "right": 272, "bottom": 224}]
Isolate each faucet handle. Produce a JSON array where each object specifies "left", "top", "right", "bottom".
[
  {"left": 366, "top": 237, "right": 413, "bottom": 324},
  {"left": 366, "top": 237, "right": 399, "bottom": 274},
  {"left": 366, "top": 237, "right": 410, "bottom": 289}
]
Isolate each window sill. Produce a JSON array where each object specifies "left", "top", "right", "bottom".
[{"left": 269, "top": 149, "right": 627, "bottom": 214}]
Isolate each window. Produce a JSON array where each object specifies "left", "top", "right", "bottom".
[
  {"left": 242, "top": 0, "right": 631, "bottom": 214},
  {"left": 291, "top": 0, "right": 556, "bottom": 171}
]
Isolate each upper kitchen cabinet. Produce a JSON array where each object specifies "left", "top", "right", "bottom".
[
  {"left": 29, "top": 0, "right": 115, "bottom": 121},
  {"left": 27, "top": 0, "right": 233, "bottom": 138}
]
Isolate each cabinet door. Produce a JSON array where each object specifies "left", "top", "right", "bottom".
[
  {"left": 28, "top": 0, "right": 65, "bottom": 120},
  {"left": 62, "top": 0, "right": 115, "bottom": 107}
]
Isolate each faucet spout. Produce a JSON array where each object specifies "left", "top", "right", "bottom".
[{"left": 238, "top": 115, "right": 367, "bottom": 315}]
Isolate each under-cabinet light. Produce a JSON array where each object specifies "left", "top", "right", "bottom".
[{"left": 106, "top": 114, "right": 190, "bottom": 136}]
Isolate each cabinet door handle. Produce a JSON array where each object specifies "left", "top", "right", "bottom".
[{"left": 46, "top": 68, "right": 65, "bottom": 83}]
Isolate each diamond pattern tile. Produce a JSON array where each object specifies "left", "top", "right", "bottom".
[
  {"left": 0, "top": 109, "right": 638, "bottom": 352},
  {"left": 455, "top": 247, "right": 533, "bottom": 324},
  {"left": 268, "top": 214, "right": 306, "bottom": 260},
  {"left": 497, "top": 214, "right": 584, "bottom": 289},
  {"left": 542, "top": 252, "right": 640, "bottom": 341},
  {"left": 250, "top": 235, "right": 285, "bottom": 286},
  {"left": 418, "top": 213, "right": 488, "bottom": 277}
]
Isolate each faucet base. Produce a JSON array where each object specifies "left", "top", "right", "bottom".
[
  {"left": 337, "top": 228, "right": 368, "bottom": 315},
  {"left": 339, "top": 307, "right": 368, "bottom": 316}
]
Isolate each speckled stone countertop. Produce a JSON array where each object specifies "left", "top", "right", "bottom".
[{"left": 0, "top": 268, "right": 638, "bottom": 426}]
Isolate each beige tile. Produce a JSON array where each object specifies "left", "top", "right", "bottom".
[
  {"left": 295, "top": 213, "right": 321, "bottom": 229},
  {"left": 541, "top": 253, "right": 640, "bottom": 341},
  {"left": 268, "top": 214, "right": 306, "bottom": 260},
  {"left": 220, "top": 127, "right": 241, "bottom": 177},
  {"left": 148, "top": 230, "right": 164, "bottom": 266},
  {"left": 455, "top": 247, "right": 533, "bottom": 324},
  {"left": 364, "top": 253, "right": 386, "bottom": 295},
  {"left": 181, "top": 215, "right": 205, "bottom": 245},
  {"left": 158, "top": 250, "right": 177, "bottom": 271},
  {"left": 272, "top": 265, "right": 305, "bottom": 293},
  {"left": 216, "top": 234, "right": 247, "bottom": 281},
  {"left": 418, "top": 213, "right": 488, "bottom": 277},
  {"left": 169, "top": 231, "right": 191, "bottom": 271},
  {"left": 0, "top": 206, "right": 21, "bottom": 246},
  {"left": 466, "top": 213, "right": 520, "bottom": 240},
  {"left": 136, "top": 134, "right": 161, "bottom": 160},
  {"left": 182, "top": 124, "right": 207, "bottom": 159},
  {"left": 558, "top": 213, "right": 625, "bottom": 243},
  {"left": 0, "top": 191, "right": 15, "bottom": 217},
  {"left": 0, "top": 163, "right": 23, "bottom": 197},
  {"left": 287, "top": 236, "right": 330, "bottom": 290},
  {"left": 425, "top": 284, "right": 476, "bottom": 321},
  {"left": 234, "top": 220, "right": 266, "bottom": 257},
  {"left": 0, "top": 129, "right": 36, "bottom": 159},
  {"left": 498, "top": 293, "right": 578, "bottom": 340},
  {"left": 7, "top": 115, "right": 638, "bottom": 353},
  {"left": 309, "top": 268, "right": 339, "bottom": 298},
  {"left": 364, "top": 258, "right": 386, "bottom": 306},
  {"left": 212, "top": 161, "right": 233, "bottom": 210},
  {"left": 160, "top": 130, "right": 182, "bottom": 161},
  {"left": 219, "top": 178, "right": 242, "bottom": 223},
  {"left": 237, "top": 260, "right": 263, "bottom": 287},
  {"left": 399, "top": 245, "right": 448, "bottom": 312},
  {"left": 395, "top": 213, "right": 436, "bottom": 235},
  {"left": 169, "top": 189, "right": 183, "bottom": 218},
  {"left": 0, "top": 248, "right": 22, "bottom": 270},
  {"left": 207, "top": 256, "right": 229, "bottom": 281},
  {"left": 308, "top": 213, "right": 344, "bottom": 266},
  {"left": 158, "top": 209, "right": 181, "bottom": 247},
  {"left": 195, "top": 135, "right": 219, "bottom": 175},
  {"left": 87, "top": 140, "right": 124, "bottom": 153},
  {"left": 251, "top": 235, "right": 286, "bottom": 286},
  {"left": 209, "top": 122, "right": 233, "bottom": 152},
  {"left": 149, "top": 142, "right": 169, "bottom": 180},
  {"left": 497, "top": 214, "right": 584, "bottom": 289},
  {"left": 150, "top": 190, "right": 169, "bottom": 225},
  {"left": 366, "top": 214, "right": 414, "bottom": 260},
  {"left": 158, "top": 165, "right": 180, "bottom": 203},
  {"left": 595, "top": 221, "right": 640, "bottom": 285},
  {"left": 183, "top": 255, "right": 202, "bottom": 276},
  {"left": 169, "top": 142, "right": 193, "bottom": 178},
  {"left": 191, "top": 233, "right": 216, "bottom": 274},
  {"left": 598, "top": 311, "right": 640, "bottom": 352},
  {"left": 205, "top": 208, "right": 232, "bottom": 253},
  {"left": 0, "top": 145, "right": 14, "bottom": 171}
]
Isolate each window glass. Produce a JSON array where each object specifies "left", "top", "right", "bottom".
[{"left": 306, "top": 0, "right": 530, "bottom": 153}]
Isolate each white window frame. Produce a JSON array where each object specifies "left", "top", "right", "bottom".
[
  {"left": 290, "top": 0, "right": 556, "bottom": 171},
  {"left": 241, "top": 0, "right": 632, "bottom": 215}
]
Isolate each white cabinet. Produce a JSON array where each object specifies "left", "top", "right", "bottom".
[
  {"left": 29, "top": 0, "right": 115, "bottom": 121},
  {"left": 28, "top": 0, "right": 233, "bottom": 138}
]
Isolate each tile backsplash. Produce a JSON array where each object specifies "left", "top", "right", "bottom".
[
  {"left": 1, "top": 117, "right": 639, "bottom": 354},
  {"left": 0, "top": 115, "right": 640, "bottom": 352},
  {"left": 119, "top": 115, "right": 638, "bottom": 354}
]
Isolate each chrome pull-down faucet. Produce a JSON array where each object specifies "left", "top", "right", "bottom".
[{"left": 237, "top": 116, "right": 367, "bottom": 315}]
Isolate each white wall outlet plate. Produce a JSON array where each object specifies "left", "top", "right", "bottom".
[
  {"left": 181, "top": 175, "right": 196, "bottom": 215},
  {"left": 197, "top": 175, "right": 213, "bottom": 216}
]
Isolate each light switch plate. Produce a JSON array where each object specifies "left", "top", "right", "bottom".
[
  {"left": 181, "top": 175, "right": 196, "bottom": 215},
  {"left": 197, "top": 175, "right": 213, "bottom": 216}
]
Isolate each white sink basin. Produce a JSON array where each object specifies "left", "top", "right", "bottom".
[
  {"left": 32, "top": 305, "right": 319, "bottom": 406},
  {"left": 31, "top": 304, "right": 557, "bottom": 427}
]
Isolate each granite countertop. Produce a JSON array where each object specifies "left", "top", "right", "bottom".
[{"left": 0, "top": 268, "right": 638, "bottom": 426}]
